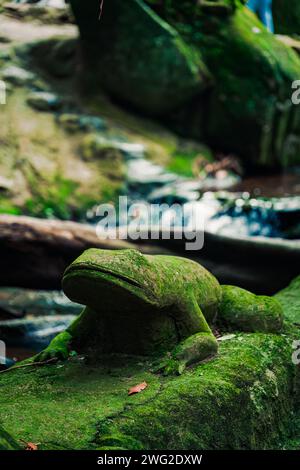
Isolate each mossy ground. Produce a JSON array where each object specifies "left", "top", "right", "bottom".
[
  {"left": 0, "top": 328, "right": 298, "bottom": 450},
  {"left": 0, "top": 356, "right": 161, "bottom": 450},
  {"left": 0, "top": 86, "right": 125, "bottom": 220},
  {"left": 94, "top": 333, "right": 297, "bottom": 450}
]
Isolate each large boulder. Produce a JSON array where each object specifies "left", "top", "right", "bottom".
[
  {"left": 0, "top": 330, "right": 298, "bottom": 449},
  {"left": 70, "top": 0, "right": 211, "bottom": 115},
  {"left": 71, "top": 0, "right": 300, "bottom": 169},
  {"left": 157, "top": 1, "right": 300, "bottom": 169}
]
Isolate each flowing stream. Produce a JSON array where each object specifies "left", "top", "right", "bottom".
[{"left": 85, "top": 140, "right": 300, "bottom": 240}]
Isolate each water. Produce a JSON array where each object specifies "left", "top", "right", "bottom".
[
  {"left": 86, "top": 138, "right": 300, "bottom": 241},
  {"left": 207, "top": 193, "right": 300, "bottom": 239},
  {"left": 0, "top": 288, "right": 82, "bottom": 364}
]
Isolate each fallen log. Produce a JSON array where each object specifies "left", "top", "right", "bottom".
[{"left": 0, "top": 215, "right": 169, "bottom": 289}]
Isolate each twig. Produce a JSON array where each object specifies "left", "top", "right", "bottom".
[{"left": 0, "top": 358, "right": 57, "bottom": 375}]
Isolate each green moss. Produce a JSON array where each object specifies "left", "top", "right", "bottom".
[
  {"left": 25, "top": 174, "right": 79, "bottom": 220},
  {"left": 167, "top": 145, "right": 213, "bottom": 177},
  {"left": 146, "top": 0, "right": 243, "bottom": 21},
  {"left": 0, "top": 425, "right": 21, "bottom": 451},
  {"left": 24, "top": 165, "right": 123, "bottom": 220},
  {"left": 35, "top": 249, "right": 290, "bottom": 382},
  {"left": 97, "top": 434, "right": 144, "bottom": 450},
  {"left": 275, "top": 275, "right": 300, "bottom": 324},
  {"left": 94, "top": 333, "right": 295, "bottom": 450},
  {"left": 219, "top": 285, "right": 284, "bottom": 333},
  {"left": 70, "top": 0, "right": 211, "bottom": 116},
  {"left": 168, "top": 332, "right": 218, "bottom": 374},
  {"left": 174, "top": 332, "right": 218, "bottom": 364},
  {"left": 281, "top": 411, "right": 300, "bottom": 449},
  {"left": 0, "top": 357, "right": 161, "bottom": 450},
  {"left": 167, "top": 151, "right": 197, "bottom": 176},
  {"left": 156, "top": 332, "right": 219, "bottom": 376},
  {"left": 68, "top": 0, "right": 300, "bottom": 168},
  {"left": 34, "top": 331, "right": 73, "bottom": 362},
  {"left": 0, "top": 198, "right": 21, "bottom": 215},
  {"left": 0, "top": 331, "right": 297, "bottom": 450},
  {"left": 1, "top": 271, "right": 299, "bottom": 449}
]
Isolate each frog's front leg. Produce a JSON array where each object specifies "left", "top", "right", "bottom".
[
  {"left": 33, "top": 308, "right": 86, "bottom": 362},
  {"left": 33, "top": 331, "right": 73, "bottom": 362},
  {"left": 159, "top": 296, "right": 218, "bottom": 375},
  {"left": 164, "top": 332, "right": 218, "bottom": 375}
]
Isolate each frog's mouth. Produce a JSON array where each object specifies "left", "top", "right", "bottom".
[
  {"left": 66, "top": 264, "right": 144, "bottom": 288},
  {"left": 63, "top": 263, "right": 157, "bottom": 306}
]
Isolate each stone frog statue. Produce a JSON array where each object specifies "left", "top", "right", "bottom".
[{"left": 35, "top": 248, "right": 283, "bottom": 374}]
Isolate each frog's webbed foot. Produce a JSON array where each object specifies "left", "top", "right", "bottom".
[
  {"left": 159, "top": 332, "right": 218, "bottom": 375},
  {"left": 218, "top": 286, "right": 283, "bottom": 333},
  {"left": 33, "top": 331, "right": 73, "bottom": 363}
]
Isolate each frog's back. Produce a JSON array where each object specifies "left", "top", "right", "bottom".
[{"left": 151, "top": 255, "right": 222, "bottom": 323}]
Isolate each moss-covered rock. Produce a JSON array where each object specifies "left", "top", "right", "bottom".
[
  {"left": 0, "top": 357, "right": 162, "bottom": 450},
  {"left": 70, "top": 0, "right": 300, "bottom": 168},
  {"left": 28, "top": 36, "right": 77, "bottom": 78},
  {"left": 94, "top": 333, "right": 296, "bottom": 450},
  {"left": 0, "top": 331, "right": 297, "bottom": 449},
  {"left": 158, "top": 2, "right": 300, "bottom": 169},
  {"left": 70, "top": 0, "right": 211, "bottom": 116}
]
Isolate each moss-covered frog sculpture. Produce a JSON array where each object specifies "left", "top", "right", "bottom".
[{"left": 35, "top": 248, "right": 283, "bottom": 374}]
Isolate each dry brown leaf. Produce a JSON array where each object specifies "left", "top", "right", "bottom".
[
  {"left": 20, "top": 440, "right": 39, "bottom": 451},
  {"left": 128, "top": 381, "right": 148, "bottom": 396},
  {"left": 26, "top": 442, "right": 38, "bottom": 451}
]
